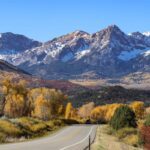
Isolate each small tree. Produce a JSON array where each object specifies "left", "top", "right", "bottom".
[
  {"left": 32, "top": 95, "right": 51, "bottom": 120},
  {"left": 65, "top": 102, "right": 76, "bottom": 119},
  {"left": 90, "top": 106, "right": 107, "bottom": 123},
  {"left": 28, "top": 88, "right": 67, "bottom": 119},
  {"left": 3, "top": 79, "right": 28, "bottom": 118},
  {"left": 110, "top": 105, "right": 137, "bottom": 130},
  {"left": 130, "top": 101, "right": 145, "bottom": 119},
  {"left": 105, "top": 103, "right": 124, "bottom": 121},
  {"left": 78, "top": 102, "right": 95, "bottom": 119}
]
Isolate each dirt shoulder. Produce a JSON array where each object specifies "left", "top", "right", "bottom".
[{"left": 91, "top": 125, "right": 143, "bottom": 150}]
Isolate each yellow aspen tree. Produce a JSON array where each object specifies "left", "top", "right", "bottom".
[
  {"left": 28, "top": 87, "right": 67, "bottom": 118},
  {"left": 105, "top": 103, "right": 124, "bottom": 121},
  {"left": 78, "top": 102, "right": 95, "bottom": 119},
  {"left": 2, "top": 78, "right": 12, "bottom": 94},
  {"left": 91, "top": 105, "right": 107, "bottom": 122},
  {"left": 58, "top": 105, "right": 64, "bottom": 116},
  {"left": 32, "top": 95, "right": 51, "bottom": 120},
  {"left": 130, "top": 101, "right": 145, "bottom": 119},
  {"left": 4, "top": 94, "right": 25, "bottom": 118},
  {"left": 65, "top": 102, "right": 73, "bottom": 119},
  {"left": 70, "top": 108, "right": 78, "bottom": 119}
]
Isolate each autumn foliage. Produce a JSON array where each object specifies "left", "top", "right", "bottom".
[
  {"left": 2, "top": 79, "right": 67, "bottom": 120},
  {"left": 90, "top": 103, "right": 124, "bottom": 123},
  {"left": 130, "top": 101, "right": 145, "bottom": 119},
  {"left": 65, "top": 102, "right": 77, "bottom": 119},
  {"left": 78, "top": 102, "right": 94, "bottom": 119},
  {"left": 141, "top": 126, "right": 150, "bottom": 150},
  {"left": 1, "top": 79, "right": 147, "bottom": 125},
  {"left": 3, "top": 79, "right": 28, "bottom": 118}
]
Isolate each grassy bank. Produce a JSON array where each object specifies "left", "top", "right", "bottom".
[
  {"left": 92, "top": 125, "right": 142, "bottom": 150},
  {"left": 0, "top": 117, "right": 65, "bottom": 143}
]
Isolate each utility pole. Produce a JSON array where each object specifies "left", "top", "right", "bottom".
[{"left": 89, "top": 135, "right": 91, "bottom": 150}]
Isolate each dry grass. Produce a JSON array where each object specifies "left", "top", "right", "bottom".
[
  {"left": 0, "top": 132, "right": 6, "bottom": 143},
  {"left": 0, "top": 120, "right": 22, "bottom": 137},
  {"left": 70, "top": 79, "right": 108, "bottom": 87},
  {"left": 30, "top": 123, "right": 47, "bottom": 133},
  {"left": 115, "top": 128, "right": 137, "bottom": 139},
  {"left": 146, "top": 107, "right": 150, "bottom": 114},
  {"left": 70, "top": 72, "right": 150, "bottom": 89},
  {"left": 0, "top": 117, "right": 65, "bottom": 143},
  {"left": 123, "top": 135, "right": 139, "bottom": 147},
  {"left": 92, "top": 125, "right": 142, "bottom": 150}
]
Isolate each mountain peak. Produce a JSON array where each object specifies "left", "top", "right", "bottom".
[
  {"left": 107, "top": 24, "right": 120, "bottom": 30},
  {"left": 130, "top": 32, "right": 144, "bottom": 39},
  {"left": 0, "top": 32, "right": 42, "bottom": 51},
  {"left": 105, "top": 25, "right": 124, "bottom": 35},
  {"left": 92, "top": 24, "right": 127, "bottom": 48},
  {"left": 71, "top": 30, "right": 90, "bottom": 37},
  {"left": 143, "top": 31, "right": 150, "bottom": 37}
]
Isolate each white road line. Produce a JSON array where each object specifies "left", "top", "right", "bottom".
[
  {"left": 60, "top": 126, "right": 94, "bottom": 150},
  {"left": 48, "top": 126, "right": 72, "bottom": 139},
  {"left": 0, "top": 126, "right": 72, "bottom": 146}
]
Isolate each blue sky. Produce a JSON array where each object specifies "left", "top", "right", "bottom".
[{"left": 0, "top": 0, "right": 149, "bottom": 41}]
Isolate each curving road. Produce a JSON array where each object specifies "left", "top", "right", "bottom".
[{"left": 0, "top": 125, "right": 97, "bottom": 150}]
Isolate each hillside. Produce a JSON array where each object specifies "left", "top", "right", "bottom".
[
  {"left": 67, "top": 85, "right": 150, "bottom": 107},
  {"left": 0, "top": 60, "right": 149, "bottom": 107}
]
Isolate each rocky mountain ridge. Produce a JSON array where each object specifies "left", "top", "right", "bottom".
[{"left": 0, "top": 25, "right": 149, "bottom": 80}]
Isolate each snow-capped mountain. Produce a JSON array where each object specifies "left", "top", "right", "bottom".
[
  {"left": 10, "top": 30, "right": 91, "bottom": 66},
  {"left": 0, "top": 32, "right": 42, "bottom": 62},
  {"left": 0, "top": 25, "right": 150, "bottom": 79}
]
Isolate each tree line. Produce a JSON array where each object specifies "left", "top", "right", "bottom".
[{"left": 0, "top": 79, "right": 145, "bottom": 123}]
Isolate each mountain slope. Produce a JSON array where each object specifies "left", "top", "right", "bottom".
[
  {"left": 0, "top": 32, "right": 42, "bottom": 62},
  {"left": 0, "top": 25, "right": 149, "bottom": 80},
  {"left": 0, "top": 59, "right": 30, "bottom": 75}
]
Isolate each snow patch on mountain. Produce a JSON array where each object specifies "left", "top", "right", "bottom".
[
  {"left": 46, "top": 43, "right": 65, "bottom": 58},
  {"left": 61, "top": 45, "right": 90, "bottom": 62},
  {"left": 143, "top": 32, "right": 150, "bottom": 37},
  {"left": 61, "top": 52, "right": 74, "bottom": 62},
  {"left": 118, "top": 48, "right": 150, "bottom": 61},
  {"left": 75, "top": 49, "right": 91, "bottom": 60},
  {"left": 0, "top": 50, "right": 20, "bottom": 62},
  {"left": 143, "top": 50, "right": 150, "bottom": 57},
  {"left": 118, "top": 49, "right": 142, "bottom": 61}
]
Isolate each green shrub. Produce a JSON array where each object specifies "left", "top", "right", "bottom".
[
  {"left": 110, "top": 105, "right": 137, "bottom": 130},
  {"left": 144, "top": 114, "right": 150, "bottom": 126}
]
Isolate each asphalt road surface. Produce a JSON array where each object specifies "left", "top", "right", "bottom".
[{"left": 0, "top": 125, "right": 97, "bottom": 150}]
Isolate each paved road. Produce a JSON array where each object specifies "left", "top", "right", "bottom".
[{"left": 0, "top": 125, "right": 97, "bottom": 150}]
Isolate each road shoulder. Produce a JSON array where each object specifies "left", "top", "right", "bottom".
[{"left": 91, "top": 125, "right": 143, "bottom": 150}]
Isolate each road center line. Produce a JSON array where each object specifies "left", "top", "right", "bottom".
[{"left": 60, "top": 126, "right": 95, "bottom": 150}]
